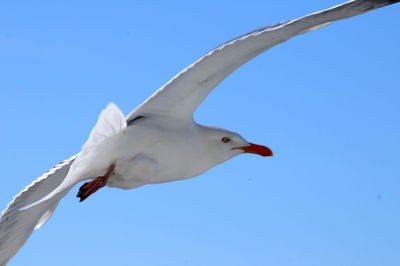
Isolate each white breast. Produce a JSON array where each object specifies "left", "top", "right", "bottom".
[{"left": 104, "top": 118, "right": 214, "bottom": 189}]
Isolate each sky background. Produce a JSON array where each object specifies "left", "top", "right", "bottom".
[{"left": 1, "top": 1, "right": 399, "bottom": 265}]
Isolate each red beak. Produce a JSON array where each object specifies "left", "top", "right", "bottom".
[{"left": 232, "top": 143, "right": 273, "bottom": 157}]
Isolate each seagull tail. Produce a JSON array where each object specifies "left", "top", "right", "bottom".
[{"left": 20, "top": 102, "right": 128, "bottom": 211}]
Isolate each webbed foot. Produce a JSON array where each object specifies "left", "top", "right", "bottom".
[{"left": 77, "top": 164, "right": 115, "bottom": 202}]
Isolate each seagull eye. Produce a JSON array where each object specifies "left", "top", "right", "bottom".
[{"left": 221, "top": 137, "right": 231, "bottom": 143}]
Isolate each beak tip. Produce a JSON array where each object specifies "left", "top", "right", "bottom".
[
  {"left": 235, "top": 143, "right": 273, "bottom": 157},
  {"left": 262, "top": 149, "right": 273, "bottom": 157}
]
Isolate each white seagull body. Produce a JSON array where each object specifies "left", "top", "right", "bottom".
[{"left": 0, "top": 0, "right": 398, "bottom": 264}]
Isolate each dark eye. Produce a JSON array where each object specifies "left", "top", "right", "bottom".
[{"left": 221, "top": 137, "right": 231, "bottom": 143}]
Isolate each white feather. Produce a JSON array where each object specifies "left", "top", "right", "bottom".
[
  {"left": 20, "top": 103, "right": 127, "bottom": 210},
  {"left": 0, "top": 155, "right": 77, "bottom": 265},
  {"left": 1, "top": 1, "right": 398, "bottom": 264}
]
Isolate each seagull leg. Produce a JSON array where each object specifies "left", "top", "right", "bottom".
[{"left": 77, "top": 164, "right": 115, "bottom": 202}]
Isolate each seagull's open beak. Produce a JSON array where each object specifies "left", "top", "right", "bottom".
[{"left": 232, "top": 143, "right": 273, "bottom": 157}]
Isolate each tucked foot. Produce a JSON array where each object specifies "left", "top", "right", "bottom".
[
  {"left": 77, "top": 164, "right": 115, "bottom": 202},
  {"left": 77, "top": 177, "right": 107, "bottom": 202}
]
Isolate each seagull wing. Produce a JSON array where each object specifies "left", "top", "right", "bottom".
[
  {"left": 0, "top": 155, "right": 78, "bottom": 265},
  {"left": 127, "top": 0, "right": 398, "bottom": 122},
  {"left": 0, "top": 103, "right": 126, "bottom": 264}
]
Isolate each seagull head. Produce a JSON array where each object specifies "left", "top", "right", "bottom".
[{"left": 198, "top": 125, "right": 273, "bottom": 166}]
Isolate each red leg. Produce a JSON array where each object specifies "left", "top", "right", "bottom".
[{"left": 77, "top": 164, "right": 115, "bottom": 202}]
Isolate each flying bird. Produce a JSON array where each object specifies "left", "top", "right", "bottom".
[{"left": 0, "top": 0, "right": 398, "bottom": 264}]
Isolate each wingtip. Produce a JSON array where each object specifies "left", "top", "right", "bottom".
[{"left": 365, "top": 0, "right": 400, "bottom": 8}]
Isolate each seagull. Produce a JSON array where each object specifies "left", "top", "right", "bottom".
[{"left": 0, "top": 0, "right": 398, "bottom": 264}]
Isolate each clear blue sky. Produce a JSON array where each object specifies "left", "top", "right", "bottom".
[{"left": 1, "top": 1, "right": 399, "bottom": 265}]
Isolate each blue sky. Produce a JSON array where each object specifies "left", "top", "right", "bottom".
[{"left": 1, "top": 1, "right": 399, "bottom": 265}]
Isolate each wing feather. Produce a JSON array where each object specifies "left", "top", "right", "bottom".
[
  {"left": 127, "top": 0, "right": 398, "bottom": 121},
  {"left": 0, "top": 154, "right": 78, "bottom": 265}
]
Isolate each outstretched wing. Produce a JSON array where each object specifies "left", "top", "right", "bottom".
[
  {"left": 0, "top": 155, "right": 78, "bottom": 265},
  {"left": 126, "top": 0, "right": 398, "bottom": 122},
  {"left": 0, "top": 103, "right": 126, "bottom": 264}
]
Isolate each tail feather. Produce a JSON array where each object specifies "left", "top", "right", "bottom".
[{"left": 20, "top": 102, "right": 127, "bottom": 211}]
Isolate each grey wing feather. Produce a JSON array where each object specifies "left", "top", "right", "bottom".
[
  {"left": 127, "top": 0, "right": 398, "bottom": 121},
  {"left": 0, "top": 154, "right": 78, "bottom": 265}
]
